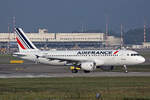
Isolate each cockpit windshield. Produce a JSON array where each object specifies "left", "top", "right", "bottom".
[
  {"left": 131, "top": 54, "right": 140, "bottom": 56},
  {"left": 127, "top": 53, "right": 140, "bottom": 56}
]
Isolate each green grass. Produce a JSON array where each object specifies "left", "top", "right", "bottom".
[
  {"left": 0, "top": 77, "right": 150, "bottom": 100},
  {"left": 0, "top": 53, "right": 150, "bottom": 100}
]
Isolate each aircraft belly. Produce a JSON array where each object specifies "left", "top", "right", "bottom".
[
  {"left": 21, "top": 55, "right": 36, "bottom": 61},
  {"left": 45, "top": 61, "right": 66, "bottom": 65},
  {"left": 39, "top": 58, "right": 66, "bottom": 65},
  {"left": 96, "top": 56, "right": 115, "bottom": 66}
]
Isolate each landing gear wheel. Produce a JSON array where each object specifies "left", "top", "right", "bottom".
[
  {"left": 72, "top": 69, "right": 78, "bottom": 73},
  {"left": 83, "top": 70, "right": 90, "bottom": 73},
  {"left": 123, "top": 65, "right": 128, "bottom": 73}
]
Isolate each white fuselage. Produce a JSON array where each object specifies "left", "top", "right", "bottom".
[{"left": 15, "top": 49, "right": 145, "bottom": 66}]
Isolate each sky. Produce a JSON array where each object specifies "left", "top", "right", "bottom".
[{"left": 0, "top": 0, "right": 150, "bottom": 33}]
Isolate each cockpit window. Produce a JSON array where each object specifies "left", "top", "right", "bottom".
[{"left": 131, "top": 54, "right": 140, "bottom": 56}]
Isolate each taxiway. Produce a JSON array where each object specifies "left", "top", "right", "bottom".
[{"left": 0, "top": 63, "right": 150, "bottom": 78}]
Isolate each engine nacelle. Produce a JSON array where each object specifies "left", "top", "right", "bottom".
[{"left": 81, "top": 62, "right": 96, "bottom": 71}]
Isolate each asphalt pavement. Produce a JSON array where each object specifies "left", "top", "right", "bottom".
[{"left": 0, "top": 63, "right": 150, "bottom": 78}]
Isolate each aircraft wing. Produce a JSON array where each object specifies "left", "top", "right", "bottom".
[
  {"left": 41, "top": 55, "right": 90, "bottom": 64},
  {"left": 42, "top": 56, "right": 104, "bottom": 66}
]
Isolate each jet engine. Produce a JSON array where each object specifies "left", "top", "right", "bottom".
[{"left": 81, "top": 62, "right": 96, "bottom": 71}]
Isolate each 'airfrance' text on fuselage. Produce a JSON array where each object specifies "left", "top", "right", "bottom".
[{"left": 77, "top": 51, "right": 113, "bottom": 55}]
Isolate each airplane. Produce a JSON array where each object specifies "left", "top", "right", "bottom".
[{"left": 13, "top": 28, "right": 145, "bottom": 73}]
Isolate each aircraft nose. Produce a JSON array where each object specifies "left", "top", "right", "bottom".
[{"left": 138, "top": 56, "right": 145, "bottom": 63}]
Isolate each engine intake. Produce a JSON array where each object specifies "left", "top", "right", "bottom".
[{"left": 81, "top": 62, "right": 96, "bottom": 71}]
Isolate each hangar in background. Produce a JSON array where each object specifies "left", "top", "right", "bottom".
[{"left": 0, "top": 29, "right": 121, "bottom": 49}]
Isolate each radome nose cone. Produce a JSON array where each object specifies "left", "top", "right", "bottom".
[{"left": 140, "top": 57, "right": 145, "bottom": 63}]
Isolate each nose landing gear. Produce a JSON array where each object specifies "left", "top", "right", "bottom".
[{"left": 123, "top": 65, "right": 128, "bottom": 73}]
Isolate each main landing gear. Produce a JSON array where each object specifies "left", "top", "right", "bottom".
[
  {"left": 123, "top": 65, "right": 128, "bottom": 73},
  {"left": 35, "top": 55, "right": 40, "bottom": 64}
]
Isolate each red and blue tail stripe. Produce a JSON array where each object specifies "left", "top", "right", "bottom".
[{"left": 15, "top": 28, "right": 37, "bottom": 50}]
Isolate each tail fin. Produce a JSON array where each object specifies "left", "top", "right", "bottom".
[{"left": 15, "top": 28, "right": 38, "bottom": 52}]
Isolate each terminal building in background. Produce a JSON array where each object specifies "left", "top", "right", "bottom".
[{"left": 0, "top": 29, "right": 121, "bottom": 53}]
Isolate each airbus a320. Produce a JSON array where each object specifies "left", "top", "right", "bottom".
[{"left": 13, "top": 28, "right": 145, "bottom": 73}]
